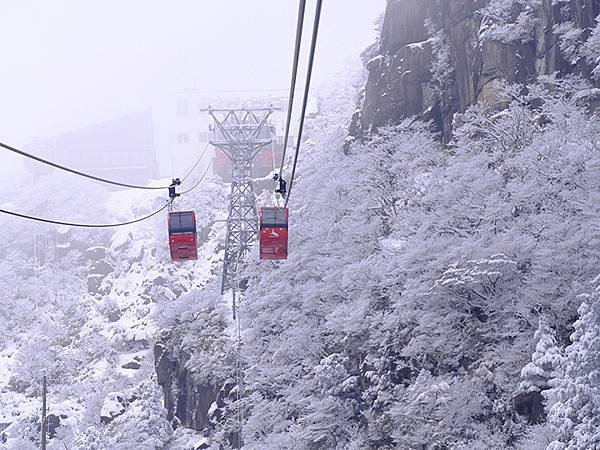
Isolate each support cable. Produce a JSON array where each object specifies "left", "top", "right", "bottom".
[
  {"left": 0, "top": 142, "right": 212, "bottom": 228},
  {"left": 0, "top": 199, "right": 173, "bottom": 228},
  {"left": 181, "top": 142, "right": 211, "bottom": 183},
  {"left": 233, "top": 280, "right": 244, "bottom": 448},
  {"left": 277, "top": 0, "right": 307, "bottom": 173},
  {"left": 284, "top": 0, "right": 323, "bottom": 208},
  {"left": 0, "top": 140, "right": 209, "bottom": 190},
  {"left": 0, "top": 141, "right": 170, "bottom": 190},
  {"left": 179, "top": 161, "right": 212, "bottom": 195}
]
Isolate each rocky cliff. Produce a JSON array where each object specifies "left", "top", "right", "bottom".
[{"left": 352, "top": 0, "right": 600, "bottom": 142}]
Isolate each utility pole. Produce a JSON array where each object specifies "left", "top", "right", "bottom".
[{"left": 41, "top": 376, "right": 47, "bottom": 450}]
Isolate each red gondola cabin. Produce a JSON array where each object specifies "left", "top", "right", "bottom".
[
  {"left": 259, "top": 207, "right": 288, "bottom": 260},
  {"left": 168, "top": 211, "right": 198, "bottom": 261}
]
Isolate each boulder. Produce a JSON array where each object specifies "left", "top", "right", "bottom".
[
  {"left": 100, "top": 392, "right": 128, "bottom": 424},
  {"left": 121, "top": 360, "right": 141, "bottom": 370},
  {"left": 85, "top": 246, "right": 107, "bottom": 261}
]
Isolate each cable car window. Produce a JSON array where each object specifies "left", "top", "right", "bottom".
[
  {"left": 169, "top": 212, "right": 195, "bottom": 234},
  {"left": 261, "top": 208, "right": 287, "bottom": 228},
  {"left": 179, "top": 213, "right": 195, "bottom": 232},
  {"left": 169, "top": 214, "right": 181, "bottom": 233}
]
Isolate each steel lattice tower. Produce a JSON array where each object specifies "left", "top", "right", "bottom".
[{"left": 207, "top": 107, "right": 274, "bottom": 296}]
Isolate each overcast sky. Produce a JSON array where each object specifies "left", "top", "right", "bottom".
[{"left": 0, "top": 0, "right": 384, "bottom": 155}]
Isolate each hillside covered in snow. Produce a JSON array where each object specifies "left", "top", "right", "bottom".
[
  {"left": 3, "top": 0, "right": 600, "bottom": 449},
  {"left": 0, "top": 174, "right": 228, "bottom": 448}
]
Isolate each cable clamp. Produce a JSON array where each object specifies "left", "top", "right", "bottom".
[
  {"left": 273, "top": 173, "right": 287, "bottom": 198},
  {"left": 169, "top": 178, "right": 181, "bottom": 199}
]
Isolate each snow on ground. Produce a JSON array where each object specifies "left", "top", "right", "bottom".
[
  {"left": 163, "top": 427, "right": 209, "bottom": 450},
  {"left": 406, "top": 37, "right": 434, "bottom": 49},
  {"left": 117, "top": 349, "right": 150, "bottom": 377},
  {"left": 0, "top": 342, "right": 16, "bottom": 389},
  {"left": 0, "top": 177, "right": 229, "bottom": 446}
]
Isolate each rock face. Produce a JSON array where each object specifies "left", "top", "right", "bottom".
[
  {"left": 0, "top": 423, "right": 9, "bottom": 444},
  {"left": 514, "top": 391, "right": 546, "bottom": 424},
  {"left": 154, "top": 338, "right": 241, "bottom": 447},
  {"left": 85, "top": 246, "right": 113, "bottom": 294},
  {"left": 154, "top": 340, "right": 218, "bottom": 431},
  {"left": 353, "top": 0, "right": 600, "bottom": 141}
]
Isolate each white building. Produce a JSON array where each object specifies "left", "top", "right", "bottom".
[{"left": 151, "top": 89, "right": 294, "bottom": 179}]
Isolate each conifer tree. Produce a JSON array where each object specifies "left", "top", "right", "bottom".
[
  {"left": 518, "top": 317, "right": 562, "bottom": 394},
  {"left": 547, "top": 290, "right": 600, "bottom": 449}
]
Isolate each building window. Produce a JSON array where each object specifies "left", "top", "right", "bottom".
[
  {"left": 176, "top": 99, "right": 188, "bottom": 115},
  {"left": 177, "top": 133, "right": 189, "bottom": 144}
]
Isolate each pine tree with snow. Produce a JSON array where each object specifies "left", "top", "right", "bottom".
[
  {"left": 518, "top": 317, "right": 562, "bottom": 394},
  {"left": 75, "top": 426, "right": 106, "bottom": 450},
  {"left": 546, "top": 289, "right": 600, "bottom": 449},
  {"left": 103, "top": 379, "right": 173, "bottom": 449},
  {"left": 479, "top": 0, "right": 542, "bottom": 44}
]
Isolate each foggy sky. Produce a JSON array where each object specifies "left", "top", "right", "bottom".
[{"left": 0, "top": 0, "right": 384, "bottom": 159}]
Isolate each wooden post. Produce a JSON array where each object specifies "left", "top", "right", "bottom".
[{"left": 41, "top": 376, "right": 47, "bottom": 450}]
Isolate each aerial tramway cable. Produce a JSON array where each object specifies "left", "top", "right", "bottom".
[
  {"left": 278, "top": 0, "right": 307, "bottom": 173},
  {"left": 0, "top": 146, "right": 213, "bottom": 228},
  {"left": 0, "top": 138, "right": 213, "bottom": 227},
  {"left": 0, "top": 154, "right": 213, "bottom": 228},
  {"left": 0, "top": 199, "right": 174, "bottom": 228},
  {"left": 283, "top": 0, "right": 322, "bottom": 208},
  {"left": 0, "top": 140, "right": 209, "bottom": 191},
  {"left": 181, "top": 142, "right": 211, "bottom": 183},
  {"left": 0, "top": 141, "right": 171, "bottom": 190},
  {"left": 179, "top": 161, "right": 212, "bottom": 195},
  {"left": 0, "top": 147, "right": 212, "bottom": 228}
]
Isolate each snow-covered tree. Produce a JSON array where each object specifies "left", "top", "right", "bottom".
[
  {"left": 102, "top": 379, "right": 173, "bottom": 448},
  {"left": 546, "top": 288, "right": 600, "bottom": 449},
  {"left": 75, "top": 426, "right": 106, "bottom": 450},
  {"left": 584, "top": 17, "right": 600, "bottom": 79},
  {"left": 478, "top": 0, "right": 542, "bottom": 44},
  {"left": 518, "top": 317, "right": 562, "bottom": 394},
  {"left": 238, "top": 68, "right": 600, "bottom": 447}
]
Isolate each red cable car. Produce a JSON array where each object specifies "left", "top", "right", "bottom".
[
  {"left": 168, "top": 211, "right": 198, "bottom": 261},
  {"left": 259, "top": 207, "right": 288, "bottom": 260}
]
